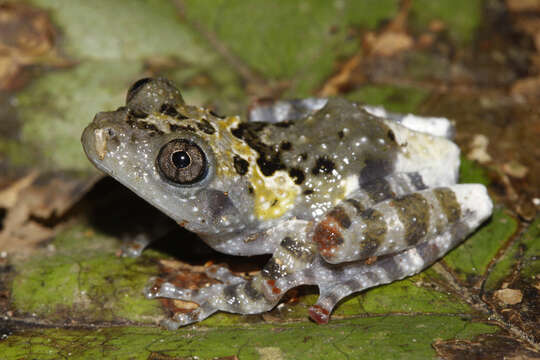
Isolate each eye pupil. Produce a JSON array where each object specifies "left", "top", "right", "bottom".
[{"left": 172, "top": 151, "right": 191, "bottom": 168}]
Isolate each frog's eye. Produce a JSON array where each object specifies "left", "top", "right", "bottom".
[
  {"left": 126, "top": 78, "right": 185, "bottom": 118},
  {"left": 157, "top": 139, "right": 207, "bottom": 185}
]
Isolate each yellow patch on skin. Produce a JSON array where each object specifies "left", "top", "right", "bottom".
[
  {"left": 214, "top": 115, "right": 301, "bottom": 219},
  {"left": 251, "top": 168, "right": 300, "bottom": 219},
  {"left": 216, "top": 115, "right": 241, "bottom": 135}
]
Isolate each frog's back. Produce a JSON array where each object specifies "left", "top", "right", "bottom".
[{"left": 236, "top": 98, "right": 459, "bottom": 222}]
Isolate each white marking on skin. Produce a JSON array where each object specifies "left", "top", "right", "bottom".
[
  {"left": 94, "top": 128, "right": 108, "bottom": 160},
  {"left": 341, "top": 174, "right": 359, "bottom": 196},
  {"left": 406, "top": 248, "right": 424, "bottom": 271}
]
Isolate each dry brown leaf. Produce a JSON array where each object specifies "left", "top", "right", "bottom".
[
  {"left": 0, "top": 2, "right": 71, "bottom": 90},
  {"left": 467, "top": 134, "right": 492, "bottom": 164},
  {"left": 502, "top": 160, "right": 529, "bottom": 179},
  {"left": 365, "top": 31, "right": 414, "bottom": 57},
  {"left": 511, "top": 76, "right": 540, "bottom": 101},
  {"left": 0, "top": 171, "right": 100, "bottom": 255},
  {"left": 506, "top": 0, "right": 540, "bottom": 12},
  {"left": 317, "top": 54, "right": 362, "bottom": 97},
  {"left": 494, "top": 288, "right": 524, "bottom": 305}
]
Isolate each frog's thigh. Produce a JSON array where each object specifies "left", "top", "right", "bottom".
[
  {"left": 336, "top": 169, "right": 456, "bottom": 220},
  {"left": 308, "top": 229, "right": 459, "bottom": 323},
  {"left": 314, "top": 184, "right": 493, "bottom": 264},
  {"left": 309, "top": 185, "right": 492, "bottom": 323}
]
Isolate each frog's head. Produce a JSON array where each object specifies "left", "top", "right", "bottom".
[{"left": 82, "top": 78, "right": 258, "bottom": 236}]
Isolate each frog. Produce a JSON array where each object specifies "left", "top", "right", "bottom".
[{"left": 81, "top": 78, "right": 493, "bottom": 329}]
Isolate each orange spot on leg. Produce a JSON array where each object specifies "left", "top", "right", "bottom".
[{"left": 308, "top": 305, "right": 330, "bottom": 324}]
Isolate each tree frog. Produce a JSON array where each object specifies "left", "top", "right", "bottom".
[{"left": 82, "top": 78, "right": 492, "bottom": 329}]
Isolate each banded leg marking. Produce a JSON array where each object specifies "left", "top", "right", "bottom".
[
  {"left": 308, "top": 184, "right": 492, "bottom": 323},
  {"left": 315, "top": 185, "right": 490, "bottom": 264}
]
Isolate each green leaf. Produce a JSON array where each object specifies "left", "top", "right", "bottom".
[
  {"left": 443, "top": 209, "right": 518, "bottom": 283},
  {"left": 0, "top": 316, "right": 497, "bottom": 359}
]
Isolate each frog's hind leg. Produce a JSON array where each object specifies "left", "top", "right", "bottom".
[
  {"left": 308, "top": 220, "right": 480, "bottom": 324},
  {"left": 315, "top": 184, "right": 492, "bottom": 264},
  {"left": 308, "top": 184, "right": 492, "bottom": 323}
]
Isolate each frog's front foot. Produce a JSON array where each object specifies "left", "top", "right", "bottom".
[
  {"left": 120, "top": 233, "right": 152, "bottom": 258},
  {"left": 145, "top": 265, "right": 278, "bottom": 328}
]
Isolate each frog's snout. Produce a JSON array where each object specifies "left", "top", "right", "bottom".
[{"left": 81, "top": 111, "right": 125, "bottom": 167}]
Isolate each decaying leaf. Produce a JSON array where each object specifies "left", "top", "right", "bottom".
[{"left": 0, "top": 171, "right": 100, "bottom": 255}]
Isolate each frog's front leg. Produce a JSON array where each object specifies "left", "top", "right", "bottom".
[{"left": 146, "top": 220, "right": 316, "bottom": 329}]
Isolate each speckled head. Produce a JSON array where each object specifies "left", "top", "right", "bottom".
[{"left": 81, "top": 78, "right": 254, "bottom": 236}]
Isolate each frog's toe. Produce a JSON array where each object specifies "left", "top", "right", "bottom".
[
  {"left": 144, "top": 278, "right": 202, "bottom": 302},
  {"left": 204, "top": 264, "right": 246, "bottom": 284},
  {"left": 120, "top": 234, "right": 152, "bottom": 258},
  {"left": 163, "top": 302, "right": 218, "bottom": 329},
  {"left": 309, "top": 304, "right": 331, "bottom": 324},
  {"left": 308, "top": 282, "right": 355, "bottom": 324}
]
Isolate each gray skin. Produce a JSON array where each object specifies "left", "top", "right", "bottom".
[{"left": 82, "top": 78, "right": 493, "bottom": 329}]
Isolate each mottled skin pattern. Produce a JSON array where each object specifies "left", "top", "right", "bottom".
[{"left": 82, "top": 78, "right": 493, "bottom": 329}]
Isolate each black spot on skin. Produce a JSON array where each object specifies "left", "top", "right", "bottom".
[
  {"left": 261, "top": 258, "right": 287, "bottom": 280},
  {"left": 303, "top": 189, "right": 314, "bottom": 195},
  {"left": 197, "top": 119, "right": 216, "bottom": 134},
  {"left": 288, "top": 168, "right": 305, "bottom": 185},
  {"left": 434, "top": 188, "right": 461, "bottom": 223},
  {"left": 359, "top": 158, "right": 393, "bottom": 183},
  {"left": 345, "top": 198, "right": 365, "bottom": 214},
  {"left": 127, "top": 117, "right": 165, "bottom": 134},
  {"left": 128, "top": 108, "right": 149, "bottom": 119},
  {"left": 311, "top": 156, "right": 335, "bottom": 175},
  {"left": 358, "top": 208, "right": 387, "bottom": 258},
  {"left": 244, "top": 280, "right": 263, "bottom": 300},
  {"left": 248, "top": 186, "right": 254, "bottom": 194},
  {"left": 337, "top": 130, "right": 345, "bottom": 139},
  {"left": 407, "top": 172, "right": 427, "bottom": 190},
  {"left": 159, "top": 103, "right": 179, "bottom": 117},
  {"left": 233, "top": 155, "right": 249, "bottom": 175},
  {"left": 231, "top": 122, "right": 286, "bottom": 177},
  {"left": 209, "top": 110, "right": 224, "bottom": 119},
  {"left": 170, "top": 124, "right": 196, "bottom": 132},
  {"left": 223, "top": 284, "right": 241, "bottom": 310},
  {"left": 280, "top": 236, "right": 310, "bottom": 259},
  {"left": 273, "top": 121, "right": 293, "bottom": 128},
  {"left": 392, "top": 193, "right": 430, "bottom": 246},
  {"left": 387, "top": 130, "right": 396, "bottom": 143},
  {"left": 328, "top": 206, "right": 352, "bottom": 229},
  {"left": 299, "top": 153, "right": 308, "bottom": 161},
  {"left": 363, "top": 178, "right": 394, "bottom": 203},
  {"left": 271, "top": 199, "right": 278, "bottom": 207},
  {"left": 280, "top": 141, "right": 292, "bottom": 151}
]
